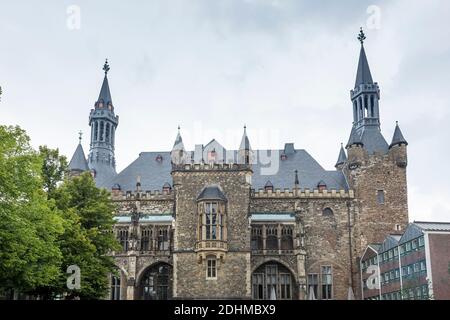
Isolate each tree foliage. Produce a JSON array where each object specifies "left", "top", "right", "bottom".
[
  {"left": 53, "top": 172, "right": 120, "bottom": 299},
  {"left": 1, "top": 126, "right": 119, "bottom": 299},
  {"left": 0, "top": 125, "right": 63, "bottom": 293},
  {"left": 38, "top": 145, "right": 68, "bottom": 199}
]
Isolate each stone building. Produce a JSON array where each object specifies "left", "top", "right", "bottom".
[{"left": 69, "top": 30, "right": 410, "bottom": 300}]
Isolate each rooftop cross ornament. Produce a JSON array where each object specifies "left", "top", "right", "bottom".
[
  {"left": 78, "top": 130, "right": 83, "bottom": 144},
  {"left": 358, "top": 27, "right": 366, "bottom": 45},
  {"left": 103, "top": 59, "right": 110, "bottom": 75}
]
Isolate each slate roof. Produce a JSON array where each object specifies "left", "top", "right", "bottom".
[
  {"left": 197, "top": 186, "right": 227, "bottom": 202},
  {"left": 107, "top": 148, "right": 349, "bottom": 192},
  {"left": 355, "top": 45, "right": 373, "bottom": 87},
  {"left": 335, "top": 145, "right": 347, "bottom": 167},
  {"left": 347, "top": 126, "right": 389, "bottom": 155},
  {"left": 98, "top": 75, "right": 112, "bottom": 105},
  {"left": 389, "top": 122, "right": 408, "bottom": 149},
  {"left": 68, "top": 143, "right": 89, "bottom": 172},
  {"left": 360, "top": 127, "right": 389, "bottom": 154},
  {"left": 239, "top": 128, "right": 251, "bottom": 151},
  {"left": 172, "top": 131, "right": 185, "bottom": 151},
  {"left": 413, "top": 221, "right": 450, "bottom": 232}
]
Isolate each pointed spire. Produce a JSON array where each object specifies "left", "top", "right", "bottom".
[
  {"left": 346, "top": 126, "right": 363, "bottom": 148},
  {"left": 172, "top": 125, "right": 185, "bottom": 151},
  {"left": 97, "top": 59, "right": 113, "bottom": 107},
  {"left": 389, "top": 121, "right": 408, "bottom": 149},
  {"left": 239, "top": 125, "right": 251, "bottom": 151},
  {"left": 335, "top": 143, "right": 347, "bottom": 167},
  {"left": 68, "top": 138, "right": 89, "bottom": 172},
  {"left": 355, "top": 28, "right": 373, "bottom": 87}
]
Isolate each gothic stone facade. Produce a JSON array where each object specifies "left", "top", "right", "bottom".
[{"left": 68, "top": 34, "right": 410, "bottom": 300}]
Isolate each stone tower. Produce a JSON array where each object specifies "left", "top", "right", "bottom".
[
  {"left": 342, "top": 29, "right": 409, "bottom": 254},
  {"left": 88, "top": 60, "right": 119, "bottom": 187},
  {"left": 171, "top": 163, "right": 253, "bottom": 299}
]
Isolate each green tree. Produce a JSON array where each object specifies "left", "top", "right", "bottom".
[
  {"left": 38, "top": 145, "right": 68, "bottom": 199},
  {"left": 0, "top": 125, "right": 63, "bottom": 295},
  {"left": 53, "top": 172, "right": 120, "bottom": 299}
]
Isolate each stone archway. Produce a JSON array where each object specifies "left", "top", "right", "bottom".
[
  {"left": 138, "top": 263, "right": 173, "bottom": 300},
  {"left": 252, "top": 261, "right": 298, "bottom": 300}
]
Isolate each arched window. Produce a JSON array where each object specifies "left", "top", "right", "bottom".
[
  {"left": 105, "top": 122, "right": 110, "bottom": 144},
  {"left": 140, "top": 227, "right": 152, "bottom": 252},
  {"left": 140, "top": 263, "right": 172, "bottom": 300},
  {"left": 157, "top": 227, "right": 170, "bottom": 251},
  {"left": 266, "top": 226, "right": 278, "bottom": 251},
  {"left": 281, "top": 226, "right": 294, "bottom": 251},
  {"left": 370, "top": 95, "right": 375, "bottom": 117},
  {"left": 94, "top": 121, "right": 98, "bottom": 141},
  {"left": 251, "top": 226, "right": 263, "bottom": 251},
  {"left": 322, "top": 208, "right": 334, "bottom": 216},
  {"left": 99, "top": 121, "right": 104, "bottom": 141},
  {"left": 110, "top": 275, "right": 121, "bottom": 300},
  {"left": 117, "top": 227, "right": 129, "bottom": 252},
  {"left": 111, "top": 126, "right": 115, "bottom": 146},
  {"left": 252, "top": 262, "right": 296, "bottom": 300}
]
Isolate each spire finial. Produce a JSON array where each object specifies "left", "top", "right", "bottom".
[
  {"left": 103, "top": 59, "right": 110, "bottom": 75},
  {"left": 396, "top": 121, "right": 399, "bottom": 125},
  {"left": 178, "top": 125, "right": 181, "bottom": 132},
  {"left": 78, "top": 130, "right": 83, "bottom": 144},
  {"left": 358, "top": 27, "right": 366, "bottom": 45}
]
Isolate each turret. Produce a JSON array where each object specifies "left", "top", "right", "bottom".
[
  {"left": 68, "top": 131, "right": 89, "bottom": 177},
  {"left": 87, "top": 59, "right": 119, "bottom": 188},
  {"left": 238, "top": 125, "right": 253, "bottom": 164}
]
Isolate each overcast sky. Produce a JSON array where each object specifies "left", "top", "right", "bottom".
[{"left": 1, "top": 0, "right": 449, "bottom": 222}]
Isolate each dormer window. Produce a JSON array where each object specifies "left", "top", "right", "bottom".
[
  {"left": 317, "top": 181, "right": 327, "bottom": 192},
  {"left": 208, "top": 149, "right": 217, "bottom": 162},
  {"left": 162, "top": 182, "right": 172, "bottom": 193},
  {"left": 156, "top": 155, "right": 163, "bottom": 163},
  {"left": 280, "top": 153, "right": 287, "bottom": 161},
  {"left": 264, "top": 181, "right": 274, "bottom": 192}
]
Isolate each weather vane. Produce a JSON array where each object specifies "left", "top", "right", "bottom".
[
  {"left": 78, "top": 130, "right": 83, "bottom": 143},
  {"left": 103, "top": 59, "right": 110, "bottom": 75},
  {"left": 358, "top": 27, "right": 366, "bottom": 45}
]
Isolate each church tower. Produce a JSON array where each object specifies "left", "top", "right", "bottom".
[{"left": 87, "top": 60, "right": 119, "bottom": 187}]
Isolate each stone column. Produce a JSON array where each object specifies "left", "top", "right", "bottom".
[{"left": 126, "top": 254, "right": 137, "bottom": 300}]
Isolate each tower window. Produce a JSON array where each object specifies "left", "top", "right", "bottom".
[
  {"left": 106, "top": 123, "right": 110, "bottom": 143},
  {"left": 321, "top": 266, "right": 333, "bottom": 300},
  {"left": 206, "top": 256, "right": 217, "bottom": 279},
  {"left": 94, "top": 121, "right": 98, "bottom": 141},
  {"left": 377, "top": 190, "right": 385, "bottom": 205},
  {"left": 199, "top": 201, "right": 226, "bottom": 241},
  {"left": 100, "top": 121, "right": 104, "bottom": 141},
  {"left": 322, "top": 208, "right": 334, "bottom": 216},
  {"left": 110, "top": 275, "right": 121, "bottom": 300}
]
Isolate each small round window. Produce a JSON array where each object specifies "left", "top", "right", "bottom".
[{"left": 322, "top": 208, "right": 334, "bottom": 216}]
